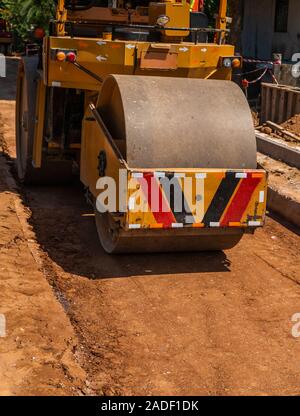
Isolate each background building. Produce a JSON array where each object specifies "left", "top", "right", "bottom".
[{"left": 241, "top": 0, "right": 300, "bottom": 61}]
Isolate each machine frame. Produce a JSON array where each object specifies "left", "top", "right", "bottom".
[{"left": 16, "top": 0, "right": 268, "bottom": 253}]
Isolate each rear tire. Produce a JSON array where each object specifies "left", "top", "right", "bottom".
[{"left": 16, "top": 57, "right": 73, "bottom": 185}]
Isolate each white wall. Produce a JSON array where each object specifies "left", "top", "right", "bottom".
[
  {"left": 242, "top": 0, "right": 300, "bottom": 61},
  {"left": 272, "top": 0, "right": 300, "bottom": 60}
]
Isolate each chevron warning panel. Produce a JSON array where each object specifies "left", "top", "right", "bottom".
[{"left": 126, "top": 170, "right": 267, "bottom": 230}]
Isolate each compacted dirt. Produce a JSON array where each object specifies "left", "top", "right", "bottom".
[
  {"left": 259, "top": 114, "right": 300, "bottom": 148},
  {"left": 1, "top": 58, "right": 300, "bottom": 396},
  {"left": 0, "top": 59, "right": 87, "bottom": 396},
  {"left": 257, "top": 153, "right": 300, "bottom": 204},
  {"left": 282, "top": 114, "right": 300, "bottom": 137},
  {"left": 0, "top": 166, "right": 87, "bottom": 396}
]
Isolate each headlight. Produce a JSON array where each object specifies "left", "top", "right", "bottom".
[
  {"left": 156, "top": 15, "right": 170, "bottom": 27},
  {"left": 223, "top": 58, "right": 232, "bottom": 68}
]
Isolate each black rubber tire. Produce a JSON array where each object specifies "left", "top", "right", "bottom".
[{"left": 15, "top": 57, "right": 73, "bottom": 185}]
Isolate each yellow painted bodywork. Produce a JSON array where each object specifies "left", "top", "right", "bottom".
[
  {"left": 32, "top": 0, "right": 268, "bottom": 235},
  {"left": 215, "top": 0, "right": 228, "bottom": 44},
  {"left": 45, "top": 36, "right": 234, "bottom": 90},
  {"left": 81, "top": 109, "right": 267, "bottom": 231},
  {"left": 216, "top": 0, "right": 228, "bottom": 31},
  {"left": 148, "top": 1, "right": 190, "bottom": 37},
  {"left": 32, "top": 78, "right": 46, "bottom": 168},
  {"left": 56, "top": 0, "right": 67, "bottom": 36},
  {"left": 81, "top": 109, "right": 126, "bottom": 211},
  {"left": 126, "top": 169, "right": 268, "bottom": 229}
]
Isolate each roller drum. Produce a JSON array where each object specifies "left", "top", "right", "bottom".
[
  {"left": 98, "top": 75, "right": 257, "bottom": 170},
  {"left": 95, "top": 75, "right": 257, "bottom": 253}
]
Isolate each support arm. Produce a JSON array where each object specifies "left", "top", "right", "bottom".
[
  {"left": 56, "top": 0, "right": 67, "bottom": 36},
  {"left": 216, "top": 0, "right": 228, "bottom": 31}
]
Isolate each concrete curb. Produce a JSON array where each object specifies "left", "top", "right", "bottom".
[
  {"left": 267, "top": 186, "right": 300, "bottom": 228},
  {"left": 256, "top": 131, "right": 300, "bottom": 169}
]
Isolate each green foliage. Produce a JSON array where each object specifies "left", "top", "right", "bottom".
[
  {"left": 0, "top": 0, "right": 226, "bottom": 44},
  {"left": 0, "top": 0, "right": 55, "bottom": 42},
  {"left": 204, "top": 0, "right": 220, "bottom": 21}
]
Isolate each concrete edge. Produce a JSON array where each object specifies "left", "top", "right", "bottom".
[
  {"left": 256, "top": 131, "right": 300, "bottom": 169},
  {"left": 267, "top": 186, "right": 300, "bottom": 229}
]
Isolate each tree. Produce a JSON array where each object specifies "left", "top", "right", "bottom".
[
  {"left": 0, "top": 0, "right": 55, "bottom": 43},
  {"left": 204, "top": 0, "right": 219, "bottom": 24},
  {"left": 228, "top": 0, "right": 244, "bottom": 52},
  {"left": 203, "top": 0, "right": 244, "bottom": 50},
  {"left": 0, "top": 0, "right": 244, "bottom": 49}
]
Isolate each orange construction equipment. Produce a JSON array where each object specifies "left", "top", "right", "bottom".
[{"left": 15, "top": 0, "right": 267, "bottom": 253}]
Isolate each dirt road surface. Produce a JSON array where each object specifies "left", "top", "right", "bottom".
[{"left": 1, "top": 58, "right": 300, "bottom": 396}]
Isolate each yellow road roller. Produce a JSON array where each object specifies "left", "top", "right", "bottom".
[{"left": 16, "top": 0, "right": 267, "bottom": 253}]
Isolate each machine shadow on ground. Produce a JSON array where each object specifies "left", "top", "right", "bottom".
[
  {"left": 268, "top": 211, "right": 300, "bottom": 236},
  {"left": 1, "top": 58, "right": 231, "bottom": 278},
  {"left": 22, "top": 182, "right": 232, "bottom": 279}
]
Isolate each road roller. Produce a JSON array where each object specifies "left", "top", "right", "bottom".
[{"left": 16, "top": 0, "right": 267, "bottom": 253}]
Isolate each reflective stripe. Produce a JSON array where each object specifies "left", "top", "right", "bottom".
[
  {"left": 172, "top": 223, "right": 183, "bottom": 228},
  {"left": 229, "top": 222, "right": 242, "bottom": 227},
  {"left": 235, "top": 172, "right": 247, "bottom": 179},
  {"left": 210, "top": 222, "right": 220, "bottom": 227},
  {"left": 192, "top": 223, "right": 205, "bottom": 228},
  {"left": 259, "top": 191, "right": 265, "bottom": 203},
  {"left": 154, "top": 172, "right": 165, "bottom": 178},
  {"left": 128, "top": 197, "right": 135, "bottom": 211},
  {"left": 150, "top": 224, "right": 164, "bottom": 229},
  {"left": 248, "top": 221, "right": 261, "bottom": 227},
  {"left": 129, "top": 224, "right": 141, "bottom": 229}
]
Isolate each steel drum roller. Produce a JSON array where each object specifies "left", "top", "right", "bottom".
[
  {"left": 98, "top": 75, "right": 257, "bottom": 169},
  {"left": 95, "top": 75, "right": 257, "bottom": 253}
]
